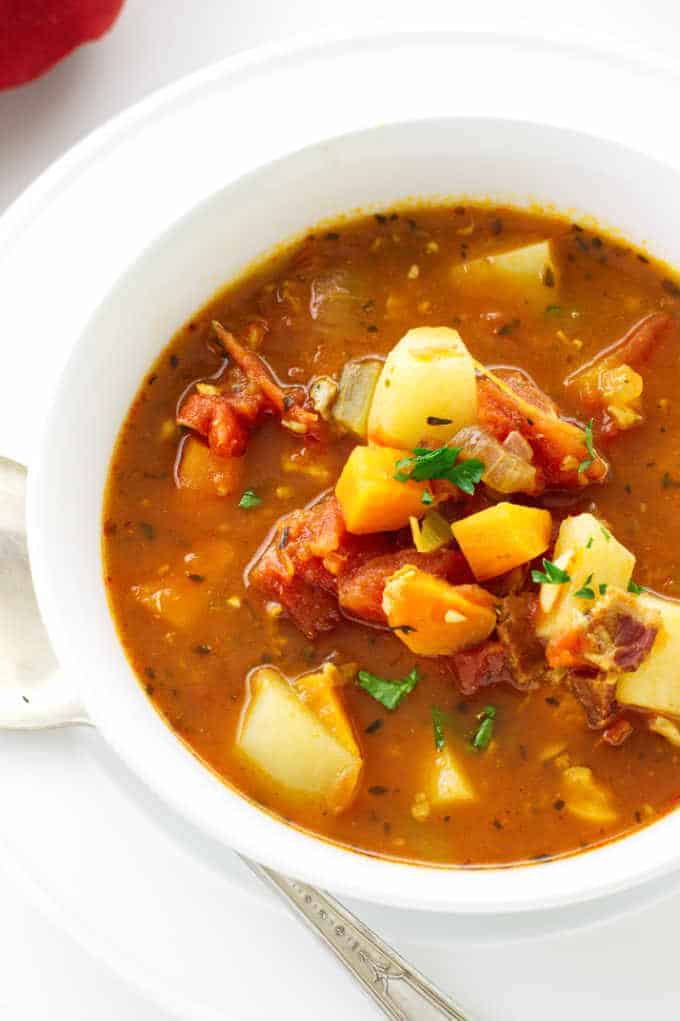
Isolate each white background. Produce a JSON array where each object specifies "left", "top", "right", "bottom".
[{"left": 1, "top": 2, "right": 679, "bottom": 1017}]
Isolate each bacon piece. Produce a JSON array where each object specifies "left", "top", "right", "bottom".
[
  {"left": 177, "top": 322, "right": 320, "bottom": 457},
  {"left": 338, "top": 548, "right": 473, "bottom": 625},
  {"left": 451, "top": 641, "right": 515, "bottom": 696},
  {"left": 496, "top": 593, "right": 546, "bottom": 689},
  {"left": 547, "top": 590, "right": 659, "bottom": 674},
  {"left": 569, "top": 671, "right": 619, "bottom": 729},
  {"left": 477, "top": 369, "right": 607, "bottom": 489}
]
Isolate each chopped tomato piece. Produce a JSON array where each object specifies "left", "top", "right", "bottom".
[
  {"left": 477, "top": 369, "right": 607, "bottom": 488},
  {"left": 177, "top": 392, "right": 250, "bottom": 457},
  {"left": 177, "top": 322, "right": 320, "bottom": 457}
]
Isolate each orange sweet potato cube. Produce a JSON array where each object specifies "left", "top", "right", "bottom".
[
  {"left": 451, "top": 503, "right": 552, "bottom": 581},
  {"left": 335, "top": 445, "right": 431, "bottom": 534},
  {"left": 382, "top": 566, "right": 497, "bottom": 656}
]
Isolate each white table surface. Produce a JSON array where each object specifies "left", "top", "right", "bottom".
[{"left": 1, "top": 2, "right": 679, "bottom": 1017}]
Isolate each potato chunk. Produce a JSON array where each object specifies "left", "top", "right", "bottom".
[
  {"left": 535, "top": 513, "right": 635, "bottom": 641},
  {"left": 382, "top": 565, "right": 497, "bottom": 656},
  {"left": 430, "top": 748, "right": 476, "bottom": 804},
  {"left": 237, "top": 667, "right": 362, "bottom": 814},
  {"left": 561, "top": 766, "right": 617, "bottom": 824},
  {"left": 178, "top": 437, "right": 244, "bottom": 497},
  {"left": 451, "top": 240, "right": 559, "bottom": 306},
  {"left": 617, "top": 593, "right": 680, "bottom": 717},
  {"left": 367, "top": 327, "right": 477, "bottom": 449},
  {"left": 451, "top": 503, "right": 552, "bottom": 581},
  {"left": 335, "top": 445, "right": 431, "bottom": 534}
]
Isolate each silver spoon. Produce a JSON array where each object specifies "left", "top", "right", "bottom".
[{"left": 0, "top": 456, "right": 472, "bottom": 1020}]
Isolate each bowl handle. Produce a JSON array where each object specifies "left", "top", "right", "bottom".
[{"left": 0, "top": 457, "right": 90, "bottom": 729}]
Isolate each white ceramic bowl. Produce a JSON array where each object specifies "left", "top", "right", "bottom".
[{"left": 25, "top": 116, "right": 680, "bottom": 913}]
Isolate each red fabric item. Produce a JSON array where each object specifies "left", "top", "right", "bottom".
[{"left": 0, "top": 0, "right": 125, "bottom": 89}]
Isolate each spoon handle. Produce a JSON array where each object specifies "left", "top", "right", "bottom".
[{"left": 246, "top": 859, "right": 473, "bottom": 1021}]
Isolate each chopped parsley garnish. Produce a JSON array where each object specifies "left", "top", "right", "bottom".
[
  {"left": 599, "top": 583, "right": 608, "bottom": 595},
  {"left": 586, "top": 536, "right": 594, "bottom": 549},
  {"left": 574, "top": 574, "right": 595, "bottom": 599},
  {"left": 431, "top": 706, "right": 446, "bottom": 751},
  {"left": 357, "top": 667, "right": 420, "bottom": 711},
  {"left": 531, "top": 559, "right": 571, "bottom": 585},
  {"left": 628, "top": 579, "right": 646, "bottom": 595},
  {"left": 577, "top": 418, "right": 595, "bottom": 475},
  {"left": 472, "top": 705, "right": 496, "bottom": 751},
  {"left": 238, "top": 489, "right": 262, "bottom": 509},
  {"left": 600, "top": 526, "right": 611, "bottom": 542},
  {"left": 394, "top": 447, "right": 484, "bottom": 496},
  {"left": 421, "top": 490, "right": 434, "bottom": 506},
  {"left": 545, "top": 305, "right": 562, "bottom": 314}
]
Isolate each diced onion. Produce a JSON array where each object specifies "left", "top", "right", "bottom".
[
  {"left": 502, "top": 430, "right": 534, "bottom": 462},
  {"left": 332, "top": 359, "right": 383, "bottom": 438},
  {"left": 452, "top": 426, "right": 538, "bottom": 494}
]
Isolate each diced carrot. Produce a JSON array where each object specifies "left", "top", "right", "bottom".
[
  {"left": 335, "top": 445, "right": 431, "bottom": 534},
  {"left": 382, "top": 565, "right": 497, "bottom": 656},
  {"left": 451, "top": 503, "right": 552, "bottom": 581},
  {"left": 177, "top": 437, "right": 244, "bottom": 496},
  {"left": 295, "top": 663, "right": 361, "bottom": 758}
]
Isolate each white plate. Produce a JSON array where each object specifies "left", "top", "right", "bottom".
[{"left": 1, "top": 29, "right": 680, "bottom": 1019}]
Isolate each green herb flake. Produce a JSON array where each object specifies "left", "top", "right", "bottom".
[
  {"left": 357, "top": 667, "right": 420, "bottom": 711},
  {"left": 472, "top": 706, "right": 496, "bottom": 751},
  {"left": 628, "top": 579, "right": 646, "bottom": 595},
  {"left": 239, "top": 489, "right": 263, "bottom": 510},
  {"left": 599, "top": 583, "right": 608, "bottom": 595},
  {"left": 600, "top": 526, "right": 611, "bottom": 542},
  {"left": 421, "top": 490, "right": 434, "bottom": 506},
  {"left": 545, "top": 305, "right": 562, "bottom": 315},
  {"left": 578, "top": 418, "right": 595, "bottom": 475},
  {"left": 432, "top": 706, "right": 446, "bottom": 751},
  {"left": 574, "top": 574, "right": 595, "bottom": 600},
  {"left": 531, "top": 559, "right": 571, "bottom": 585},
  {"left": 395, "top": 446, "right": 484, "bottom": 496},
  {"left": 586, "top": 536, "right": 594, "bottom": 549}
]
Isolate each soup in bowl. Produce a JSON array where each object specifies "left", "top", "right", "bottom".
[{"left": 28, "top": 118, "right": 680, "bottom": 911}]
